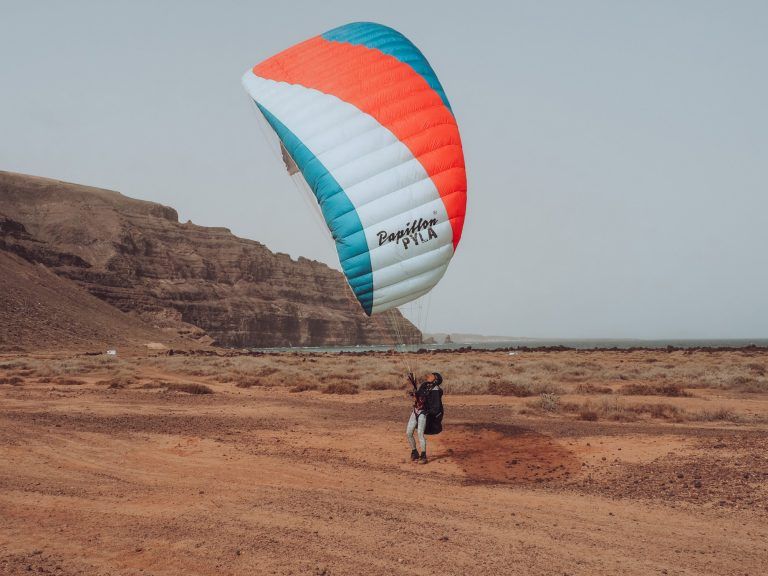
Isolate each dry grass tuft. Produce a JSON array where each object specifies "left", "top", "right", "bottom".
[
  {"left": 578, "top": 409, "right": 599, "bottom": 421},
  {"left": 746, "top": 362, "right": 766, "bottom": 376},
  {"left": 290, "top": 382, "right": 318, "bottom": 393},
  {"left": 556, "top": 397, "right": 753, "bottom": 423},
  {"left": 323, "top": 382, "right": 359, "bottom": 395},
  {"left": 319, "top": 372, "right": 359, "bottom": 383},
  {"left": 235, "top": 377, "right": 262, "bottom": 388},
  {"left": 692, "top": 407, "right": 740, "bottom": 422},
  {"left": 367, "top": 380, "right": 401, "bottom": 391},
  {"left": 538, "top": 392, "right": 560, "bottom": 412},
  {"left": 619, "top": 383, "right": 691, "bottom": 397},
  {"left": 166, "top": 383, "right": 213, "bottom": 394},
  {"left": 560, "top": 369, "right": 589, "bottom": 382},
  {"left": 56, "top": 378, "right": 86, "bottom": 386},
  {"left": 0, "top": 360, "right": 31, "bottom": 370},
  {"left": 257, "top": 367, "right": 279, "bottom": 377},
  {"left": 0, "top": 376, "right": 24, "bottom": 386},
  {"left": 487, "top": 379, "right": 563, "bottom": 397},
  {"left": 96, "top": 376, "right": 136, "bottom": 389},
  {"left": 139, "top": 381, "right": 169, "bottom": 389},
  {"left": 724, "top": 375, "right": 767, "bottom": 393},
  {"left": 575, "top": 383, "right": 613, "bottom": 395}
]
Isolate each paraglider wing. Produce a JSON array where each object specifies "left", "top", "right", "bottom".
[{"left": 242, "top": 22, "right": 467, "bottom": 315}]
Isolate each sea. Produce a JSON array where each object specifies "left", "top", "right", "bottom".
[{"left": 252, "top": 338, "right": 768, "bottom": 354}]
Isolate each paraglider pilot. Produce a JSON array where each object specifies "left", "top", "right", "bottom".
[{"left": 406, "top": 372, "right": 444, "bottom": 464}]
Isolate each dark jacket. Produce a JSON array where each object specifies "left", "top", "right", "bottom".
[{"left": 423, "top": 384, "right": 444, "bottom": 435}]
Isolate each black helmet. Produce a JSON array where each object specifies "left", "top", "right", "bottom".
[{"left": 431, "top": 372, "right": 443, "bottom": 386}]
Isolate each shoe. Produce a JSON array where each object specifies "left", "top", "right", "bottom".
[
  {"left": 410, "top": 449, "right": 419, "bottom": 462},
  {"left": 419, "top": 452, "right": 427, "bottom": 464}
]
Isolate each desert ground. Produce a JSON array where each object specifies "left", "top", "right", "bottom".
[{"left": 1, "top": 348, "right": 767, "bottom": 575}]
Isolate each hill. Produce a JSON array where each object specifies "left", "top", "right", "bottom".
[
  {"left": 0, "top": 250, "right": 177, "bottom": 353},
  {"left": 0, "top": 171, "right": 418, "bottom": 347}
]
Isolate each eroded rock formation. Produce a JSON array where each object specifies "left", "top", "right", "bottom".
[{"left": 0, "top": 171, "right": 419, "bottom": 347}]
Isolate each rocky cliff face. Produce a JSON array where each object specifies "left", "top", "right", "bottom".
[{"left": 0, "top": 171, "right": 420, "bottom": 347}]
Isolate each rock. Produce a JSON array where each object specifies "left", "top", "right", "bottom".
[{"left": 0, "top": 171, "right": 418, "bottom": 347}]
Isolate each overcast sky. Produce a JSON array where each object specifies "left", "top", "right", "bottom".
[{"left": 2, "top": 1, "right": 766, "bottom": 338}]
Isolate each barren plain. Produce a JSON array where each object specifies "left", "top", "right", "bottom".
[{"left": 1, "top": 348, "right": 767, "bottom": 575}]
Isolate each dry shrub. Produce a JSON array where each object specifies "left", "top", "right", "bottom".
[
  {"left": 535, "top": 382, "right": 564, "bottom": 395},
  {"left": 0, "top": 376, "right": 24, "bottom": 386},
  {"left": 185, "top": 368, "right": 216, "bottom": 377},
  {"left": 487, "top": 379, "right": 562, "bottom": 397},
  {"left": 323, "top": 382, "right": 359, "bottom": 395},
  {"left": 722, "top": 375, "right": 768, "bottom": 393},
  {"left": 290, "top": 382, "right": 318, "bottom": 393},
  {"left": 56, "top": 378, "right": 86, "bottom": 386},
  {"left": 96, "top": 376, "right": 136, "bottom": 389},
  {"left": 319, "top": 372, "right": 358, "bottom": 383},
  {"left": 692, "top": 407, "right": 740, "bottom": 422},
  {"left": 446, "top": 378, "right": 487, "bottom": 395},
  {"left": 539, "top": 361, "right": 560, "bottom": 373},
  {"left": 236, "top": 377, "right": 262, "bottom": 388},
  {"left": 166, "top": 383, "right": 213, "bottom": 395},
  {"left": 139, "top": 381, "right": 168, "bottom": 389},
  {"left": 635, "top": 402, "right": 685, "bottom": 421},
  {"left": 257, "top": 366, "right": 279, "bottom": 377},
  {"left": 0, "top": 360, "right": 30, "bottom": 370},
  {"left": 578, "top": 410, "right": 599, "bottom": 421},
  {"left": 539, "top": 392, "right": 560, "bottom": 412},
  {"left": 575, "top": 383, "right": 613, "bottom": 395},
  {"left": 571, "top": 399, "right": 683, "bottom": 421},
  {"left": 561, "top": 398, "right": 636, "bottom": 422},
  {"left": 487, "top": 379, "right": 533, "bottom": 396},
  {"left": 560, "top": 369, "right": 588, "bottom": 382},
  {"left": 367, "top": 380, "right": 400, "bottom": 391},
  {"left": 619, "top": 383, "right": 691, "bottom": 397},
  {"left": 739, "top": 380, "right": 768, "bottom": 393},
  {"left": 746, "top": 363, "right": 766, "bottom": 376},
  {"left": 728, "top": 375, "right": 754, "bottom": 387}
]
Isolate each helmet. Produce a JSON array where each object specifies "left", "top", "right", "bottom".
[{"left": 431, "top": 372, "right": 443, "bottom": 386}]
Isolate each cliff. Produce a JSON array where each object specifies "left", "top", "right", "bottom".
[{"left": 0, "top": 171, "right": 420, "bottom": 347}]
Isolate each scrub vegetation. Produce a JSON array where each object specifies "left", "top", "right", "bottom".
[{"left": 3, "top": 347, "right": 766, "bottom": 424}]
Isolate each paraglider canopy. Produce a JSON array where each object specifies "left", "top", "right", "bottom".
[{"left": 242, "top": 22, "right": 467, "bottom": 315}]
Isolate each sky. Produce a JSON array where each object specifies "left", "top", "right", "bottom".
[{"left": 2, "top": 1, "right": 767, "bottom": 338}]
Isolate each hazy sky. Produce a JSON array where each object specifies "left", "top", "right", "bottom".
[{"left": 2, "top": 1, "right": 767, "bottom": 338}]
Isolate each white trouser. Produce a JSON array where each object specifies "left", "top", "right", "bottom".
[{"left": 406, "top": 412, "right": 427, "bottom": 453}]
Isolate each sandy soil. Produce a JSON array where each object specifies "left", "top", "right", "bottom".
[{"left": 1, "top": 351, "right": 767, "bottom": 575}]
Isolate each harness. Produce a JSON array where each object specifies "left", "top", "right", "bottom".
[{"left": 409, "top": 374, "right": 435, "bottom": 417}]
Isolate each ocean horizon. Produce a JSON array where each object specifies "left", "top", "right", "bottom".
[{"left": 252, "top": 338, "right": 768, "bottom": 353}]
